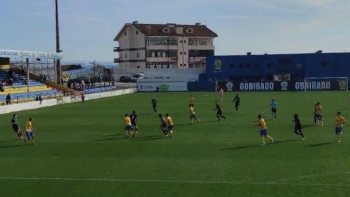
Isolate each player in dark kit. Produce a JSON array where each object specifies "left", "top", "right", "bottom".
[
  {"left": 11, "top": 114, "right": 25, "bottom": 142},
  {"left": 130, "top": 111, "right": 138, "bottom": 134},
  {"left": 232, "top": 94, "right": 240, "bottom": 112},
  {"left": 158, "top": 114, "right": 168, "bottom": 136},
  {"left": 213, "top": 101, "right": 226, "bottom": 121},
  {"left": 293, "top": 114, "right": 305, "bottom": 140},
  {"left": 151, "top": 97, "right": 157, "bottom": 113}
]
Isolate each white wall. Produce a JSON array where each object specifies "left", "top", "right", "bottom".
[{"left": 0, "top": 88, "right": 136, "bottom": 115}]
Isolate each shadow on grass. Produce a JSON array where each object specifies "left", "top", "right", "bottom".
[
  {"left": 306, "top": 141, "right": 336, "bottom": 147},
  {"left": 0, "top": 139, "right": 18, "bottom": 144},
  {"left": 0, "top": 144, "right": 24, "bottom": 149},
  {"left": 303, "top": 123, "right": 315, "bottom": 128},
  {"left": 221, "top": 144, "right": 261, "bottom": 150},
  {"left": 107, "top": 134, "right": 123, "bottom": 137},
  {"left": 94, "top": 138, "right": 118, "bottom": 142},
  {"left": 134, "top": 135, "right": 164, "bottom": 141},
  {"left": 222, "top": 139, "right": 301, "bottom": 151}
]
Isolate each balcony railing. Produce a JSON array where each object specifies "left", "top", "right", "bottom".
[
  {"left": 114, "top": 58, "right": 121, "bottom": 63},
  {"left": 113, "top": 47, "right": 121, "bottom": 52}
]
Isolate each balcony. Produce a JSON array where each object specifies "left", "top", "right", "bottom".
[
  {"left": 113, "top": 47, "right": 121, "bottom": 52},
  {"left": 114, "top": 58, "right": 121, "bottom": 63}
]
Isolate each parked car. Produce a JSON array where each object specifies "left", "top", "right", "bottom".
[
  {"left": 68, "top": 77, "right": 90, "bottom": 84},
  {"left": 119, "top": 76, "right": 132, "bottom": 83},
  {"left": 131, "top": 74, "right": 145, "bottom": 82}
]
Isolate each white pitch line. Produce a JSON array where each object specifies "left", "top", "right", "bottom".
[
  {"left": 267, "top": 172, "right": 350, "bottom": 184},
  {"left": 0, "top": 177, "right": 349, "bottom": 187}
]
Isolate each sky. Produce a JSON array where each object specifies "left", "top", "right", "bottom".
[{"left": 1, "top": 0, "right": 350, "bottom": 62}]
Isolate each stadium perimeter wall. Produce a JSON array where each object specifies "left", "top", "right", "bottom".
[{"left": 0, "top": 88, "right": 136, "bottom": 115}]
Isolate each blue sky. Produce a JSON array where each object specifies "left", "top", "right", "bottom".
[{"left": 0, "top": 0, "right": 349, "bottom": 62}]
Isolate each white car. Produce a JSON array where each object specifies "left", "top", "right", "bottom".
[{"left": 131, "top": 74, "right": 145, "bottom": 82}]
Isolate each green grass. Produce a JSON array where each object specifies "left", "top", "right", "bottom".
[{"left": 1, "top": 91, "right": 350, "bottom": 197}]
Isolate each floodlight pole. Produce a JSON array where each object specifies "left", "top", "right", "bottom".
[{"left": 55, "top": 0, "right": 62, "bottom": 85}]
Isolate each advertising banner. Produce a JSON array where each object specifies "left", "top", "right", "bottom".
[
  {"left": 137, "top": 79, "right": 188, "bottom": 92},
  {"left": 222, "top": 80, "right": 347, "bottom": 91},
  {"left": 0, "top": 49, "right": 63, "bottom": 59}
]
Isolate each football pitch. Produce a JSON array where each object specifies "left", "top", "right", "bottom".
[{"left": 1, "top": 91, "right": 350, "bottom": 197}]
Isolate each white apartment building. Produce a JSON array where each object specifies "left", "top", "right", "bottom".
[{"left": 113, "top": 21, "right": 218, "bottom": 71}]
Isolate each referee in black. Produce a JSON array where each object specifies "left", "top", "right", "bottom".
[
  {"left": 232, "top": 94, "right": 240, "bottom": 112},
  {"left": 293, "top": 114, "right": 305, "bottom": 140}
]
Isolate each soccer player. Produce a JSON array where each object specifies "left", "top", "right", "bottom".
[
  {"left": 151, "top": 97, "right": 157, "bottom": 113},
  {"left": 257, "top": 115, "right": 274, "bottom": 146},
  {"left": 189, "top": 105, "right": 200, "bottom": 124},
  {"left": 10, "top": 114, "right": 25, "bottom": 142},
  {"left": 213, "top": 101, "right": 226, "bottom": 121},
  {"left": 189, "top": 95, "right": 195, "bottom": 107},
  {"left": 165, "top": 113, "right": 174, "bottom": 137},
  {"left": 130, "top": 111, "right": 138, "bottom": 134},
  {"left": 124, "top": 114, "right": 133, "bottom": 138},
  {"left": 232, "top": 94, "right": 240, "bottom": 112},
  {"left": 219, "top": 88, "right": 224, "bottom": 100},
  {"left": 315, "top": 102, "right": 323, "bottom": 126},
  {"left": 293, "top": 114, "right": 305, "bottom": 140},
  {"left": 158, "top": 114, "right": 168, "bottom": 136},
  {"left": 335, "top": 111, "right": 346, "bottom": 142},
  {"left": 25, "top": 118, "right": 36, "bottom": 145},
  {"left": 270, "top": 99, "right": 278, "bottom": 119},
  {"left": 313, "top": 103, "right": 318, "bottom": 124}
]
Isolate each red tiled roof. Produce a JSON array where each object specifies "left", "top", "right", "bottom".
[{"left": 114, "top": 23, "right": 218, "bottom": 41}]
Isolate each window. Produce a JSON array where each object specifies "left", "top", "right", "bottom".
[
  {"left": 267, "top": 63, "right": 274, "bottom": 69},
  {"left": 273, "top": 74, "right": 291, "bottom": 81},
  {"left": 230, "top": 64, "right": 234, "bottom": 69},
  {"left": 297, "top": 63, "right": 303, "bottom": 69},
  {"left": 246, "top": 63, "right": 251, "bottom": 69},
  {"left": 239, "top": 63, "right": 244, "bottom": 69},
  {"left": 186, "top": 28, "right": 193, "bottom": 33},
  {"left": 189, "top": 50, "right": 214, "bottom": 57},
  {"left": 124, "top": 32, "right": 126, "bottom": 36},
  {"left": 184, "top": 40, "right": 186, "bottom": 43},
  {"left": 146, "top": 37, "right": 178, "bottom": 45},
  {"left": 137, "top": 65, "right": 140, "bottom": 69},
  {"left": 184, "top": 64, "right": 186, "bottom": 66},
  {"left": 189, "top": 38, "right": 197, "bottom": 45},
  {"left": 321, "top": 61, "right": 330, "bottom": 68},
  {"left": 137, "top": 53, "right": 140, "bottom": 58},
  {"left": 254, "top": 63, "right": 260, "bottom": 69},
  {"left": 124, "top": 53, "right": 127, "bottom": 58},
  {"left": 180, "top": 52, "right": 182, "bottom": 55},
  {"left": 184, "top": 52, "right": 187, "bottom": 55},
  {"left": 162, "top": 28, "right": 170, "bottom": 33},
  {"left": 180, "top": 64, "right": 182, "bottom": 67},
  {"left": 146, "top": 50, "right": 178, "bottom": 57},
  {"left": 180, "top": 40, "right": 183, "bottom": 43},
  {"left": 277, "top": 58, "right": 293, "bottom": 72},
  {"left": 136, "top": 31, "right": 138, "bottom": 35},
  {"left": 199, "top": 40, "right": 207, "bottom": 45}
]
